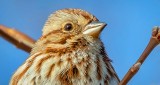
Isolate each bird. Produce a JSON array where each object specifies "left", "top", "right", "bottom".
[{"left": 10, "top": 8, "right": 120, "bottom": 85}]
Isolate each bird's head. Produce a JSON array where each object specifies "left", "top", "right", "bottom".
[
  {"left": 42, "top": 8, "right": 106, "bottom": 39},
  {"left": 31, "top": 9, "right": 106, "bottom": 54}
]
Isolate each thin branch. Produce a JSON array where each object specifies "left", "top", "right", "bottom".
[
  {"left": 0, "top": 25, "right": 35, "bottom": 53},
  {"left": 119, "top": 27, "right": 160, "bottom": 85}
]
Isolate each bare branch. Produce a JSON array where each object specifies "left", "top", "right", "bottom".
[
  {"left": 119, "top": 26, "right": 160, "bottom": 85},
  {"left": 0, "top": 25, "right": 35, "bottom": 53}
]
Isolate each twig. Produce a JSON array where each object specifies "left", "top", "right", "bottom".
[
  {"left": 119, "top": 27, "right": 160, "bottom": 85},
  {"left": 0, "top": 25, "right": 35, "bottom": 53}
]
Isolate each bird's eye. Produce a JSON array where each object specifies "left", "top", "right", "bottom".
[{"left": 64, "top": 23, "right": 73, "bottom": 31}]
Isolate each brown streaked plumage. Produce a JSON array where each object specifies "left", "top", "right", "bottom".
[{"left": 10, "top": 8, "right": 120, "bottom": 85}]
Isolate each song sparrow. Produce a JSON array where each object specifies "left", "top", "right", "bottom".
[{"left": 10, "top": 8, "right": 119, "bottom": 85}]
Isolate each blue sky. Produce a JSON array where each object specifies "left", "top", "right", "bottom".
[{"left": 0, "top": 0, "right": 160, "bottom": 85}]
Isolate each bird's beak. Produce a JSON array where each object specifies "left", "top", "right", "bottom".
[{"left": 83, "top": 21, "right": 107, "bottom": 38}]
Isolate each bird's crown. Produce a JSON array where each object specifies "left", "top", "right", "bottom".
[{"left": 42, "top": 8, "right": 98, "bottom": 35}]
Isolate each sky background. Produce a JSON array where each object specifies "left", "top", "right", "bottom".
[{"left": 0, "top": 0, "right": 160, "bottom": 85}]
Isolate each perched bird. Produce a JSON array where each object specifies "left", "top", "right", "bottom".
[{"left": 10, "top": 8, "right": 119, "bottom": 85}]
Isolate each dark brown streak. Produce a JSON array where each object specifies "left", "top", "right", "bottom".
[
  {"left": 57, "top": 59, "right": 63, "bottom": 66},
  {"left": 72, "top": 66, "right": 79, "bottom": 77},
  {"left": 12, "top": 66, "right": 30, "bottom": 85},
  {"left": 12, "top": 53, "right": 42, "bottom": 85},
  {"left": 104, "top": 75, "right": 109, "bottom": 85},
  {"left": 40, "top": 30, "right": 63, "bottom": 39},
  {"left": 44, "top": 39, "right": 66, "bottom": 45},
  {"left": 100, "top": 44, "right": 111, "bottom": 62},
  {"left": 68, "top": 65, "right": 79, "bottom": 78},
  {"left": 43, "top": 34, "right": 73, "bottom": 45},
  {"left": 58, "top": 65, "right": 79, "bottom": 85},
  {"left": 103, "top": 57, "right": 113, "bottom": 76},
  {"left": 67, "top": 57, "right": 72, "bottom": 62},
  {"left": 60, "top": 9, "right": 98, "bottom": 21},
  {"left": 36, "top": 54, "right": 53, "bottom": 73},
  {"left": 40, "top": 30, "right": 73, "bottom": 41},
  {"left": 85, "top": 62, "right": 91, "bottom": 79},
  {"left": 46, "top": 64, "right": 55, "bottom": 78},
  {"left": 96, "top": 56, "right": 102, "bottom": 80},
  {"left": 44, "top": 38, "right": 88, "bottom": 55},
  {"left": 58, "top": 71, "right": 72, "bottom": 85},
  {"left": 84, "top": 55, "right": 91, "bottom": 80},
  {"left": 44, "top": 47, "right": 69, "bottom": 55},
  {"left": 103, "top": 58, "right": 111, "bottom": 85}
]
